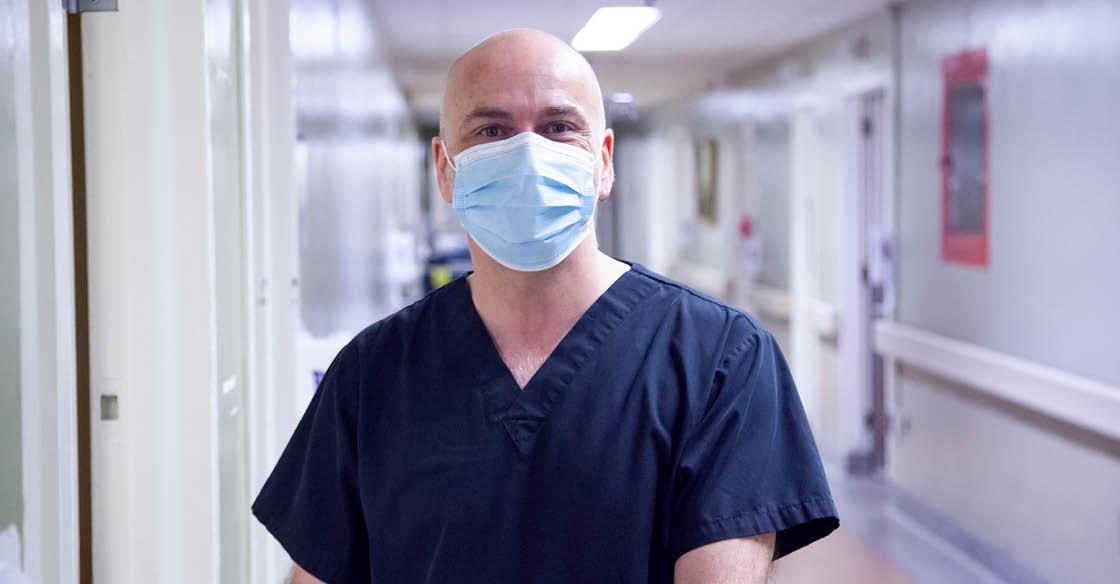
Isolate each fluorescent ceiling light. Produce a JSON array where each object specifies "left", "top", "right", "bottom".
[{"left": 571, "top": 6, "right": 662, "bottom": 52}]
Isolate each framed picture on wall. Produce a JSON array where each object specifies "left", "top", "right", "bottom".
[
  {"left": 695, "top": 137, "right": 719, "bottom": 223},
  {"left": 941, "top": 48, "right": 990, "bottom": 267}
]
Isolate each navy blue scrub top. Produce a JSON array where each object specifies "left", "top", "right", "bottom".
[{"left": 253, "top": 264, "right": 838, "bottom": 583}]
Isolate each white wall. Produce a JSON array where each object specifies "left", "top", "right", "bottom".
[
  {"left": 891, "top": 1, "right": 1120, "bottom": 582},
  {"left": 83, "top": 2, "right": 221, "bottom": 581},
  {"left": 896, "top": 0, "right": 1120, "bottom": 386}
]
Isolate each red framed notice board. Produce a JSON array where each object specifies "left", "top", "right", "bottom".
[{"left": 941, "top": 48, "right": 990, "bottom": 267}]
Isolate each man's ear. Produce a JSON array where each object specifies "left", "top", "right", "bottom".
[
  {"left": 432, "top": 136, "right": 454, "bottom": 205},
  {"left": 596, "top": 129, "right": 615, "bottom": 201}
]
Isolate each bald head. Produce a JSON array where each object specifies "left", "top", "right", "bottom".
[{"left": 439, "top": 29, "right": 606, "bottom": 150}]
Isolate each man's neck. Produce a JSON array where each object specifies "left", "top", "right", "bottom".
[{"left": 466, "top": 236, "right": 630, "bottom": 345}]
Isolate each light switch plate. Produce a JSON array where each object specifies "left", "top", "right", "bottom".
[{"left": 100, "top": 394, "right": 119, "bottom": 421}]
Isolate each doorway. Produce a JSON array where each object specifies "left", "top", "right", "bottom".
[{"left": 841, "top": 86, "right": 895, "bottom": 474}]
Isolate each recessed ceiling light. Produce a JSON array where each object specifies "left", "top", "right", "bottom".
[{"left": 571, "top": 6, "right": 662, "bottom": 52}]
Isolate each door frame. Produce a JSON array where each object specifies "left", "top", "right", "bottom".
[
  {"left": 12, "top": 0, "right": 81, "bottom": 581},
  {"left": 788, "top": 101, "right": 824, "bottom": 432},
  {"left": 838, "top": 73, "right": 896, "bottom": 474},
  {"left": 240, "top": 0, "right": 302, "bottom": 582}
]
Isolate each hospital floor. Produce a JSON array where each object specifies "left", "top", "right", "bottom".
[{"left": 771, "top": 465, "right": 1011, "bottom": 584}]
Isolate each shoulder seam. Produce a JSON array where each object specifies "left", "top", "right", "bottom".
[
  {"left": 634, "top": 268, "right": 762, "bottom": 329},
  {"left": 720, "top": 326, "right": 763, "bottom": 370}
]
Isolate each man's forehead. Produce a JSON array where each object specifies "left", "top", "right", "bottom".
[
  {"left": 445, "top": 76, "right": 599, "bottom": 137},
  {"left": 451, "top": 61, "right": 591, "bottom": 104},
  {"left": 452, "top": 79, "right": 587, "bottom": 115},
  {"left": 441, "top": 29, "right": 605, "bottom": 133},
  {"left": 455, "top": 42, "right": 589, "bottom": 80}
]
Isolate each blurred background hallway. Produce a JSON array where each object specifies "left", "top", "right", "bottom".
[{"left": 2, "top": 0, "right": 1119, "bottom": 582}]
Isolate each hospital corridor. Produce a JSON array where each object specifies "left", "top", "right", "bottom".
[{"left": 3, "top": 0, "right": 1119, "bottom": 582}]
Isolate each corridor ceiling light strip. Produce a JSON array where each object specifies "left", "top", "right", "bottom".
[{"left": 571, "top": 6, "right": 662, "bottom": 52}]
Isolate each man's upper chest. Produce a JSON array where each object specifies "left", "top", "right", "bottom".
[
  {"left": 358, "top": 361, "right": 686, "bottom": 537},
  {"left": 353, "top": 272, "right": 738, "bottom": 516},
  {"left": 360, "top": 342, "right": 695, "bottom": 491}
]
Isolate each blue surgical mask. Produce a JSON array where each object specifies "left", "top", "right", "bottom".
[{"left": 446, "top": 131, "right": 598, "bottom": 272}]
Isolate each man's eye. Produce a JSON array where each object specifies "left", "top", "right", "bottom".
[
  {"left": 548, "top": 122, "right": 573, "bottom": 134},
  {"left": 480, "top": 126, "right": 502, "bottom": 138}
]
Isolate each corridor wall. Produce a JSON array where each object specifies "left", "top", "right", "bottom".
[{"left": 890, "top": 1, "right": 1120, "bottom": 582}]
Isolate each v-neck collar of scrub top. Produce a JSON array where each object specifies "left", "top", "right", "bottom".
[{"left": 445, "top": 263, "right": 658, "bottom": 455}]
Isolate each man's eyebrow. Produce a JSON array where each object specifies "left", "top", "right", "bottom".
[
  {"left": 541, "top": 106, "right": 586, "bottom": 123},
  {"left": 462, "top": 107, "right": 513, "bottom": 125}
]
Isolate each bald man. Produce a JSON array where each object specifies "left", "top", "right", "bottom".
[{"left": 254, "top": 29, "right": 837, "bottom": 583}]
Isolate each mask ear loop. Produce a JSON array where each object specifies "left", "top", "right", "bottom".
[{"left": 442, "top": 140, "right": 458, "bottom": 173}]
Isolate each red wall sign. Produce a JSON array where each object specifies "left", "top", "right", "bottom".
[{"left": 941, "top": 48, "right": 990, "bottom": 267}]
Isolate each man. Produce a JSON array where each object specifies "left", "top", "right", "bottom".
[{"left": 254, "top": 29, "right": 837, "bottom": 583}]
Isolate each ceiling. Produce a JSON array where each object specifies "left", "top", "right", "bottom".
[{"left": 365, "top": 0, "right": 892, "bottom": 117}]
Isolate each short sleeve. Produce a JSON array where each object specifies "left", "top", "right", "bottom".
[
  {"left": 252, "top": 342, "right": 370, "bottom": 583},
  {"left": 670, "top": 324, "right": 839, "bottom": 561}
]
